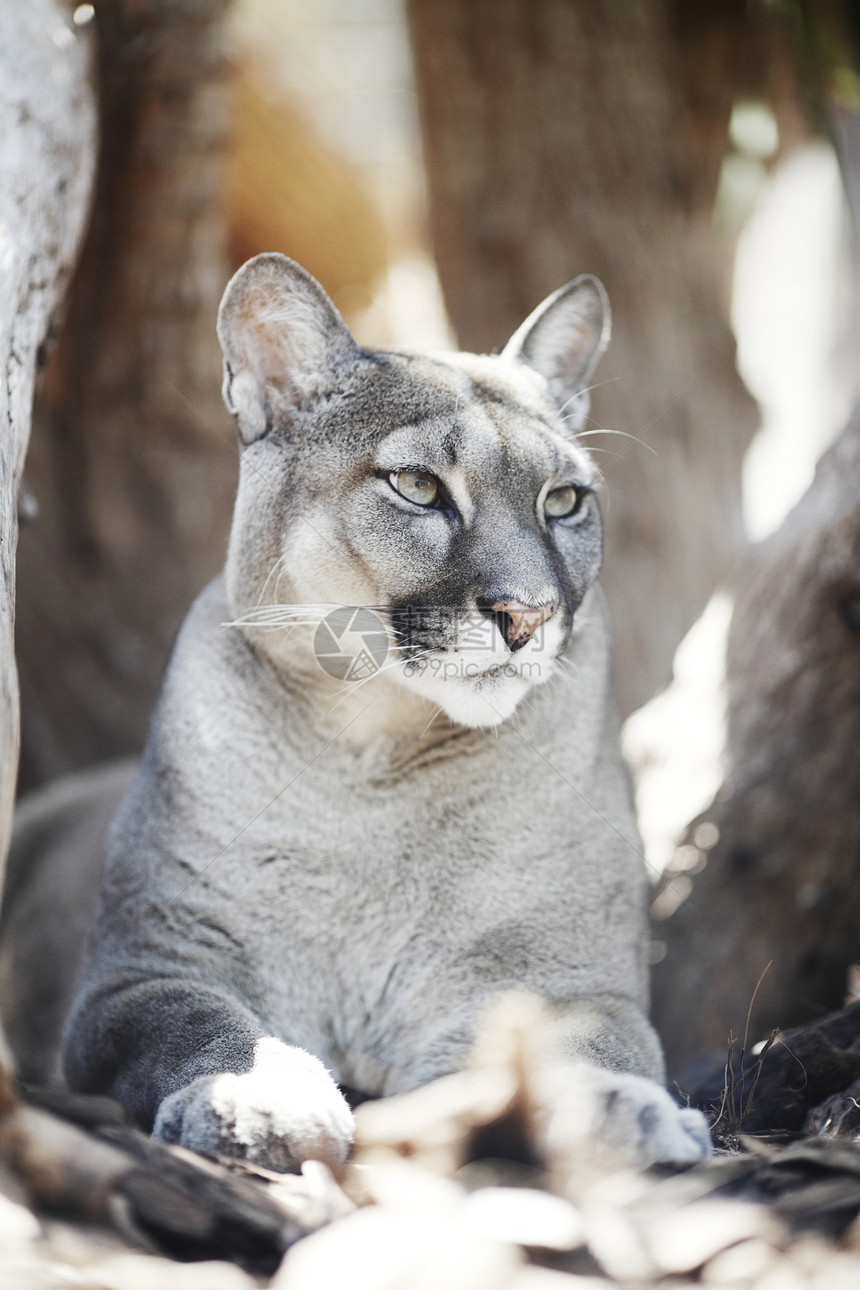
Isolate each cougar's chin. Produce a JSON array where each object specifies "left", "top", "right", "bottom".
[{"left": 396, "top": 654, "right": 554, "bottom": 729}]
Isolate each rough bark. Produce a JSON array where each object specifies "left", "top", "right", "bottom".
[
  {"left": 680, "top": 999, "right": 860, "bottom": 1139},
  {"left": 0, "top": 1093, "right": 320, "bottom": 1274},
  {"left": 407, "top": 0, "right": 760, "bottom": 715},
  {"left": 652, "top": 77, "right": 860, "bottom": 1072},
  {"left": 652, "top": 410, "right": 860, "bottom": 1071},
  {"left": 0, "top": 0, "right": 96, "bottom": 1075},
  {"left": 14, "top": 0, "right": 238, "bottom": 789}
]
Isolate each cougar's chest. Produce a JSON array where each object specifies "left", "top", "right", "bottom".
[{"left": 219, "top": 735, "right": 569, "bottom": 1043}]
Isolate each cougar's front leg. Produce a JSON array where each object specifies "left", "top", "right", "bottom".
[
  {"left": 546, "top": 996, "right": 712, "bottom": 1164},
  {"left": 63, "top": 978, "right": 353, "bottom": 1172}
]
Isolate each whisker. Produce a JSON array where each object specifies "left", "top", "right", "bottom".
[
  {"left": 223, "top": 616, "right": 322, "bottom": 630},
  {"left": 577, "top": 426, "right": 657, "bottom": 444},
  {"left": 557, "top": 377, "right": 621, "bottom": 420},
  {"left": 222, "top": 601, "right": 339, "bottom": 630},
  {"left": 324, "top": 649, "right": 436, "bottom": 713},
  {"left": 255, "top": 553, "right": 291, "bottom": 610},
  {"left": 223, "top": 619, "right": 321, "bottom": 629},
  {"left": 575, "top": 376, "right": 621, "bottom": 400},
  {"left": 563, "top": 410, "right": 605, "bottom": 431},
  {"left": 225, "top": 608, "right": 325, "bottom": 619},
  {"left": 575, "top": 427, "right": 658, "bottom": 458},
  {"left": 417, "top": 705, "right": 444, "bottom": 741},
  {"left": 326, "top": 665, "right": 411, "bottom": 714}
]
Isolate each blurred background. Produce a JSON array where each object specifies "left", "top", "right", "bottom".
[{"left": 14, "top": 0, "right": 860, "bottom": 1066}]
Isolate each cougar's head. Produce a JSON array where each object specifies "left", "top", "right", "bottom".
[{"left": 217, "top": 254, "right": 609, "bottom": 730}]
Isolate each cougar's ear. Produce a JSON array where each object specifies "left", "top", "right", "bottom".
[
  {"left": 217, "top": 253, "right": 359, "bottom": 444},
  {"left": 502, "top": 276, "right": 610, "bottom": 414}
]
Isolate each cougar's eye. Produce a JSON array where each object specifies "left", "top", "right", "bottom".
[
  {"left": 544, "top": 485, "right": 584, "bottom": 519},
  {"left": 390, "top": 470, "right": 440, "bottom": 508}
]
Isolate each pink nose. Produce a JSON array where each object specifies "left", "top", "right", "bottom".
[{"left": 491, "top": 599, "right": 556, "bottom": 651}]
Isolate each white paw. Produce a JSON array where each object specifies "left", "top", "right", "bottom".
[
  {"left": 153, "top": 1037, "right": 354, "bottom": 1172},
  {"left": 541, "top": 1066, "right": 712, "bottom": 1167}
]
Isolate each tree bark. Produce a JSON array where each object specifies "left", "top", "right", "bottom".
[
  {"left": 652, "top": 409, "right": 860, "bottom": 1072},
  {"left": 652, "top": 67, "right": 860, "bottom": 1073},
  {"left": 407, "top": 0, "right": 760, "bottom": 715},
  {"left": 0, "top": 0, "right": 97, "bottom": 1071},
  {"left": 14, "top": 0, "right": 237, "bottom": 789}
]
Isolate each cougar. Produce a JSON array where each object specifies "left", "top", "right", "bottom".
[{"left": 1, "top": 254, "right": 710, "bottom": 1170}]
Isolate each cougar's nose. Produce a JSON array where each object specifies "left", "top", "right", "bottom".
[{"left": 488, "top": 599, "right": 556, "bottom": 652}]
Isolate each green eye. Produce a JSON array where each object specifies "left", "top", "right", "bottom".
[
  {"left": 545, "top": 486, "right": 584, "bottom": 519},
  {"left": 391, "top": 470, "right": 440, "bottom": 508}
]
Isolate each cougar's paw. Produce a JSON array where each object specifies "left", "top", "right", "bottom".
[
  {"left": 152, "top": 1038, "right": 354, "bottom": 1173},
  {"left": 543, "top": 1066, "right": 712, "bottom": 1167}
]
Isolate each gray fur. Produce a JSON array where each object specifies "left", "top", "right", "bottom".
[
  {"left": 8, "top": 255, "right": 711, "bottom": 1167},
  {"left": 0, "top": 760, "right": 134, "bottom": 1083}
]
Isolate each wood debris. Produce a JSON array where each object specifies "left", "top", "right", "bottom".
[{"left": 7, "top": 995, "right": 860, "bottom": 1286}]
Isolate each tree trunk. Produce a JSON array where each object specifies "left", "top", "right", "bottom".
[
  {"left": 0, "top": 0, "right": 96, "bottom": 1071},
  {"left": 14, "top": 0, "right": 237, "bottom": 789},
  {"left": 652, "top": 409, "right": 860, "bottom": 1072},
  {"left": 652, "top": 68, "right": 860, "bottom": 1072},
  {"left": 407, "top": 0, "right": 760, "bottom": 715}
]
